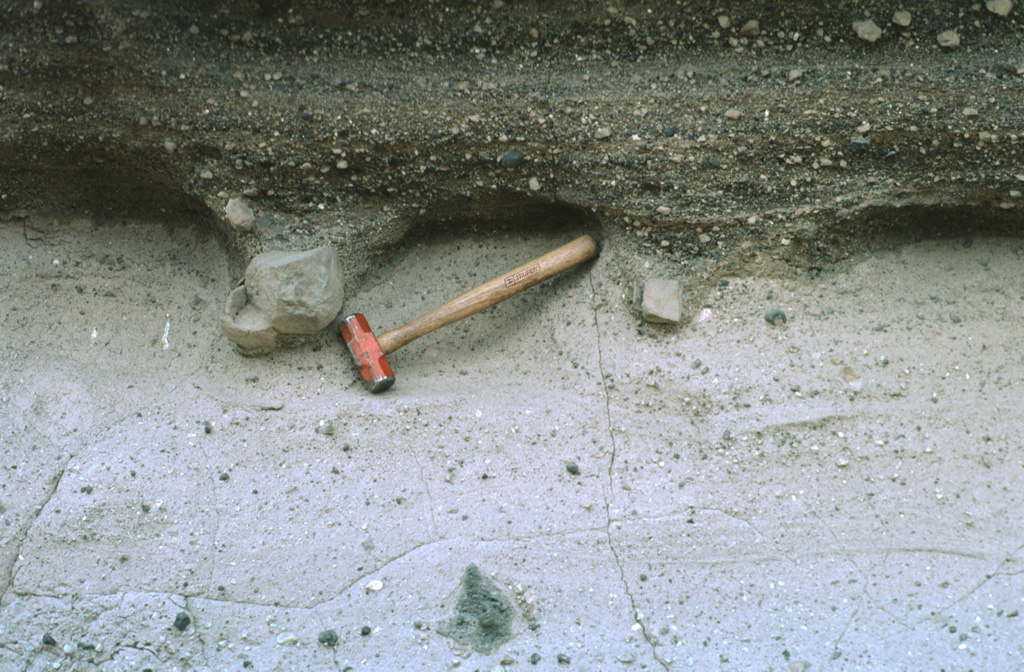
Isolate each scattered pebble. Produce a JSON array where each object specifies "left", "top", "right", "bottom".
[
  {"left": 557, "top": 653, "right": 572, "bottom": 664},
  {"left": 656, "top": 205, "right": 670, "bottom": 215},
  {"left": 662, "top": 125, "right": 679, "bottom": 137},
  {"left": 163, "top": 139, "right": 177, "bottom": 154},
  {"left": 173, "top": 612, "right": 191, "bottom": 632},
  {"left": 530, "top": 653, "right": 541, "bottom": 664},
  {"left": 788, "top": 69, "right": 803, "bottom": 82},
  {"left": 276, "top": 632, "right": 298, "bottom": 645},
  {"left": 42, "top": 633, "right": 57, "bottom": 647},
  {"left": 360, "top": 625, "right": 372, "bottom": 636},
  {"left": 857, "top": 122, "right": 871, "bottom": 134},
  {"left": 739, "top": 20, "right": 759, "bottom": 37},
  {"left": 892, "top": 10, "right": 912, "bottom": 27},
  {"left": 852, "top": 19, "right": 882, "bottom": 43},
  {"left": 528, "top": 177, "right": 541, "bottom": 191},
  {"left": 986, "top": 0, "right": 1013, "bottom": 17},
  {"left": 366, "top": 579, "right": 384, "bottom": 592},
  {"left": 499, "top": 149, "right": 524, "bottom": 168},
  {"left": 724, "top": 108, "right": 742, "bottom": 120},
  {"left": 218, "top": 472, "right": 229, "bottom": 481},
  {"left": 565, "top": 462, "right": 580, "bottom": 476},
  {"left": 594, "top": 128, "right": 611, "bottom": 139},
  {"left": 717, "top": 15, "right": 730, "bottom": 29},
  {"left": 318, "top": 629, "right": 338, "bottom": 647},
  {"left": 937, "top": 30, "right": 960, "bottom": 48},
  {"left": 835, "top": 456, "right": 850, "bottom": 468},
  {"left": 765, "top": 309, "right": 787, "bottom": 326},
  {"left": 962, "top": 107, "right": 979, "bottom": 117}
]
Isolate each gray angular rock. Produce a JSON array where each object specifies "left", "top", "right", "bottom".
[
  {"left": 986, "top": 0, "right": 1013, "bottom": 17},
  {"left": 221, "top": 285, "right": 278, "bottom": 353},
  {"left": 852, "top": 19, "right": 882, "bottom": 43},
  {"left": 937, "top": 30, "right": 960, "bottom": 48},
  {"left": 225, "top": 197, "right": 256, "bottom": 231},
  {"left": 642, "top": 279, "right": 683, "bottom": 324},
  {"left": 244, "top": 247, "right": 344, "bottom": 335}
]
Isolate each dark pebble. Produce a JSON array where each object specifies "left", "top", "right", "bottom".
[
  {"left": 318, "top": 629, "right": 338, "bottom": 647},
  {"left": 639, "top": 573, "right": 648, "bottom": 581},
  {"left": 360, "top": 625, "right": 371, "bottom": 636},
  {"left": 850, "top": 136, "right": 871, "bottom": 152},
  {"left": 80, "top": 485, "right": 93, "bottom": 494},
  {"left": 173, "top": 611, "right": 191, "bottom": 631},
  {"left": 530, "top": 653, "right": 541, "bottom": 664},
  {"left": 663, "top": 125, "right": 679, "bottom": 137},
  {"left": 42, "top": 633, "right": 57, "bottom": 647},
  {"left": 765, "top": 309, "right": 787, "bottom": 326},
  {"left": 565, "top": 462, "right": 580, "bottom": 476},
  {"left": 690, "top": 359, "right": 702, "bottom": 370},
  {"left": 557, "top": 653, "right": 571, "bottom": 664},
  {"left": 203, "top": 420, "right": 213, "bottom": 434},
  {"left": 219, "top": 472, "right": 230, "bottom": 481},
  {"left": 500, "top": 149, "right": 524, "bottom": 168}
]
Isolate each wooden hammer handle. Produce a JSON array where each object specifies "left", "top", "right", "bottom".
[{"left": 376, "top": 234, "right": 599, "bottom": 355}]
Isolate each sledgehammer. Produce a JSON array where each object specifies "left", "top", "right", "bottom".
[{"left": 339, "top": 234, "right": 599, "bottom": 392}]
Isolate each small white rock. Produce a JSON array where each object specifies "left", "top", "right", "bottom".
[
  {"left": 962, "top": 107, "right": 979, "bottom": 117},
  {"left": 276, "top": 632, "right": 298, "bottom": 646},
  {"left": 724, "top": 109, "right": 742, "bottom": 120},
  {"left": 986, "top": 0, "right": 1013, "bottom": 17},
  {"left": 717, "top": 15, "right": 730, "bottom": 29},
  {"left": 594, "top": 128, "right": 612, "bottom": 139},
  {"left": 656, "top": 205, "right": 670, "bottom": 215},
  {"left": 852, "top": 19, "right": 882, "bottom": 43},
  {"left": 225, "top": 197, "right": 256, "bottom": 231},
  {"left": 366, "top": 579, "right": 384, "bottom": 592},
  {"left": 937, "top": 30, "right": 960, "bottom": 48},
  {"left": 163, "top": 139, "right": 177, "bottom": 154},
  {"left": 738, "top": 19, "right": 758, "bottom": 37},
  {"left": 892, "top": 10, "right": 912, "bottom": 26},
  {"left": 788, "top": 69, "right": 803, "bottom": 82},
  {"left": 528, "top": 177, "right": 541, "bottom": 191},
  {"left": 857, "top": 122, "right": 871, "bottom": 133}
]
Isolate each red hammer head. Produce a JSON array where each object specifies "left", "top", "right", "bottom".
[{"left": 339, "top": 314, "right": 395, "bottom": 393}]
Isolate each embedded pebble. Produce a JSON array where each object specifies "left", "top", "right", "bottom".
[
  {"left": 892, "top": 11, "right": 912, "bottom": 27},
  {"left": 937, "top": 30, "right": 960, "bottom": 48},
  {"left": 276, "top": 632, "right": 298, "bottom": 645},
  {"left": 724, "top": 109, "right": 742, "bottom": 120},
  {"left": 318, "top": 629, "right": 338, "bottom": 647},
  {"left": 594, "top": 128, "right": 611, "bottom": 139},
  {"left": 366, "top": 579, "right": 384, "bottom": 592},
  {"left": 225, "top": 197, "right": 256, "bottom": 231},
  {"left": 566, "top": 462, "right": 580, "bottom": 475},
  {"left": 765, "top": 309, "right": 787, "bottom": 326},
  {"left": 962, "top": 107, "right": 979, "bottom": 117},
  {"left": 642, "top": 279, "right": 683, "bottom": 324},
  {"left": 499, "top": 149, "right": 524, "bottom": 168},
  {"left": 835, "top": 456, "right": 850, "bottom": 468},
  {"left": 528, "top": 177, "right": 541, "bottom": 191},
  {"left": 788, "top": 69, "right": 803, "bottom": 82},
  {"left": 173, "top": 612, "right": 191, "bottom": 631},
  {"left": 739, "top": 20, "right": 759, "bottom": 37},
  {"left": 986, "top": 0, "right": 1013, "bottom": 16},
  {"left": 717, "top": 15, "right": 730, "bottom": 29},
  {"left": 851, "top": 136, "right": 871, "bottom": 152},
  {"left": 852, "top": 20, "right": 882, "bottom": 43}
]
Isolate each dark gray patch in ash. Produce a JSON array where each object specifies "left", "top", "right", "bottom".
[{"left": 435, "top": 564, "right": 516, "bottom": 654}]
